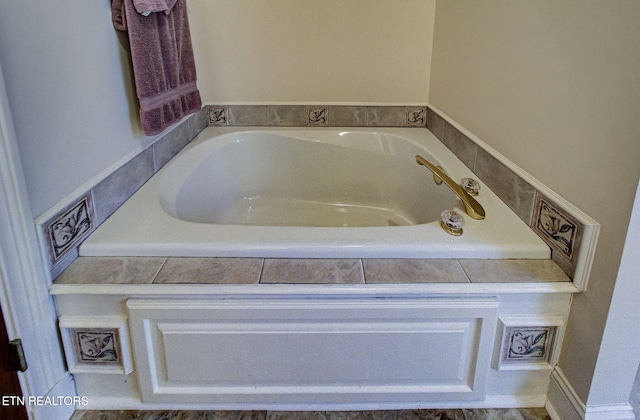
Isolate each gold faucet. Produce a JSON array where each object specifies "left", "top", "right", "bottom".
[{"left": 415, "top": 154, "right": 486, "bottom": 220}]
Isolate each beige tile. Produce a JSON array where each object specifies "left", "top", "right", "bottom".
[
  {"left": 153, "top": 258, "right": 263, "bottom": 284},
  {"left": 474, "top": 147, "right": 537, "bottom": 224},
  {"left": 363, "top": 259, "right": 469, "bottom": 284},
  {"left": 261, "top": 259, "right": 364, "bottom": 284},
  {"left": 227, "top": 105, "right": 268, "bottom": 126},
  {"left": 327, "top": 106, "right": 367, "bottom": 126},
  {"left": 442, "top": 122, "right": 478, "bottom": 171},
  {"left": 459, "top": 259, "right": 570, "bottom": 283},
  {"left": 55, "top": 257, "right": 165, "bottom": 285},
  {"left": 426, "top": 108, "right": 445, "bottom": 140},
  {"left": 366, "top": 106, "right": 407, "bottom": 127},
  {"left": 267, "top": 105, "right": 306, "bottom": 126}
]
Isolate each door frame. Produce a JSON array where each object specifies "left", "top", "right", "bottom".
[{"left": 0, "top": 62, "right": 75, "bottom": 419}]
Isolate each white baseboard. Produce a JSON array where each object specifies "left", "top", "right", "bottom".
[
  {"left": 29, "top": 373, "right": 78, "bottom": 420},
  {"left": 546, "top": 368, "right": 637, "bottom": 420},
  {"left": 584, "top": 404, "right": 637, "bottom": 420}
]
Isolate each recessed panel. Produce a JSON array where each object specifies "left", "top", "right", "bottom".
[{"left": 128, "top": 298, "right": 498, "bottom": 404}]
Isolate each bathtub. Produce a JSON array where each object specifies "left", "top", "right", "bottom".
[{"left": 80, "top": 127, "right": 550, "bottom": 259}]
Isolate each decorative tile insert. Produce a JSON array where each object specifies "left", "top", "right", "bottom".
[
  {"left": 44, "top": 192, "right": 94, "bottom": 267},
  {"left": 208, "top": 106, "right": 228, "bottom": 126},
  {"left": 532, "top": 195, "right": 579, "bottom": 260},
  {"left": 72, "top": 328, "right": 119, "bottom": 363},
  {"left": 306, "top": 106, "right": 328, "bottom": 126},
  {"left": 59, "top": 316, "right": 133, "bottom": 374},
  {"left": 504, "top": 327, "right": 554, "bottom": 361},
  {"left": 497, "top": 316, "right": 563, "bottom": 370},
  {"left": 406, "top": 108, "right": 426, "bottom": 127}
]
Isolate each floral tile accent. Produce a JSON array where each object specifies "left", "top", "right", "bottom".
[
  {"left": 208, "top": 106, "right": 228, "bottom": 126},
  {"left": 504, "top": 327, "right": 554, "bottom": 362},
  {"left": 60, "top": 317, "right": 133, "bottom": 374},
  {"left": 533, "top": 195, "right": 579, "bottom": 260},
  {"left": 44, "top": 192, "right": 94, "bottom": 268},
  {"left": 406, "top": 107, "right": 426, "bottom": 126},
  {"left": 72, "top": 328, "right": 119, "bottom": 364},
  {"left": 497, "top": 316, "right": 562, "bottom": 370},
  {"left": 306, "top": 106, "right": 328, "bottom": 126}
]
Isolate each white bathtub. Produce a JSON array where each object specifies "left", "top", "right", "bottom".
[{"left": 81, "top": 127, "right": 550, "bottom": 259}]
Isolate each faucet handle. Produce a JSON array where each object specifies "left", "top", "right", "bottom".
[
  {"left": 441, "top": 210, "right": 465, "bottom": 236},
  {"left": 460, "top": 177, "right": 480, "bottom": 196}
]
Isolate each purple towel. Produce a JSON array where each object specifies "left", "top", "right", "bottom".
[
  {"left": 133, "top": 0, "right": 177, "bottom": 16},
  {"left": 112, "top": 0, "right": 202, "bottom": 135}
]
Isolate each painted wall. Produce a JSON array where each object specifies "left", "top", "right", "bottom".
[
  {"left": 0, "top": 0, "right": 434, "bottom": 219},
  {"left": 429, "top": 0, "right": 640, "bottom": 405},
  {"left": 188, "top": 0, "right": 435, "bottom": 104},
  {"left": 0, "top": 0, "right": 154, "bottom": 218}
]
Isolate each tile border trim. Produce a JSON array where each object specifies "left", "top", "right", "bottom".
[
  {"left": 206, "top": 104, "right": 427, "bottom": 128},
  {"left": 426, "top": 105, "right": 600, "bottom": 290}
]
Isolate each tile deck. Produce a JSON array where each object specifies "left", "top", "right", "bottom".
[{"left": 55, "top": 257, "right": 570, "bottom": 286}]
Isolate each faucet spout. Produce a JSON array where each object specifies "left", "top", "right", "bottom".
[{"left": 415, "top": 154, "right": 486, "bottom": 220}]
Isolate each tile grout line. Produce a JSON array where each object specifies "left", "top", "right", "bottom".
[
  {"left": 150, "top": 257, "right": 169, "bottom": 284},
  {"left": 456, "top": 259, "right": 473, "bottom": 284},
  {"left": 257, "top": 258, "right": 266, "bottom": 284}
]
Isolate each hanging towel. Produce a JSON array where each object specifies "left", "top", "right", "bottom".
[
  {"left": 111, "top": 0, "right": 126, "bottom": 31},
  {"left": 112, "top": 0, "right": 202, "bottom": 136},
  {"left": 133, "top": 0, "right": 177, "bottom": 16}
]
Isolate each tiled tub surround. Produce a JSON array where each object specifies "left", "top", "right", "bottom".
[
  {"left": 37, "top": 104, "right": 597, "bottom": 290},
  {"left": 51, "top": 257, "right": 575, "bottom": 410},
  {"left": 36, "top": 109, "right": 208, "bottom": 278}
]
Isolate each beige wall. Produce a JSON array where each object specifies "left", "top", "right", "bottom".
[
  {"left": 429, "top": 1, "right": 640, "bottom": 402},
  {"left": 188, "top": 0, "right": 435, "bottom": 104}
]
